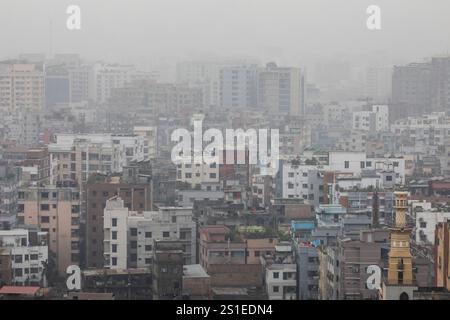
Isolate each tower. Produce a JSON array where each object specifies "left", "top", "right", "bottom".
[{"left": 381, "top": 191, "right": 417, "bottom": 300}]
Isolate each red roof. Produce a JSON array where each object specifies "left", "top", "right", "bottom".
[{"left": 0, "top": 286, "right": 40, "bottom": 295}]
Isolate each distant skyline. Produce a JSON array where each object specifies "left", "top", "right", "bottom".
[{"left": 1, "top": 0, "right": 450, "bottom": 75}]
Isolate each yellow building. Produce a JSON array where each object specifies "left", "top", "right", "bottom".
[{"left": 381, "top": 191, "right": 418, "bottom": 300}]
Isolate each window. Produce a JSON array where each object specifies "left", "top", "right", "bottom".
[
  {"left": 344, "top": 161, "right": 350, "bottom": 169},
  {"left": 273, "top": 272, "right": 279, "bottom": 279},
  {"left": 111, "top": 231, "right": 117, "bottom": 240},
  {"left": 130, "top": 228, "right": 137, "bottom": 236},
  {"left": 163, "top": 231, "right": 170, "bottom": 238},
  {"left": 209, "top": 173, "right": 217, "bottom": 179},
  {"left": 145, "top": 232, "right": 152, "bottom": 238},
  {"left": 14, "top": 255, "right": 23, "bottom": 263},
  {"left": 112, "top": 218, "right": 117, "bottom": 227},
  {"left": 30, "top": 254, "right": 38, "bottom": 261},
  {"left": 40, "top": 204, "right": 50, "bottom": 211},
  {"left": 360, "top": 161, "right": 365, "bottom": 169},
  {"left": 386, "top": 175, "right": 393, "bottom": 181},
  {"left": 171, "top": 216, "right": 177, "bottom": 223},
  {"left": 254, "top": 251, "right": 260, "bottom": 257},
  {"left": 145, "top": 245, "right": 152, "bottom": 251},
  {"left": 130, "top": 241, "right": 137, "bottom": 249},
  {"left": 40, "top": 216, "right": 50, "bottom": 223},
  {"left": 112, "top": 244, "right": 117, "bottom": 253},
  {"left": 111, "top": 257, "right": 117, "bottom": 266},
  {"left": 273, "top": 286, "right": 279, "bottom": 293}
]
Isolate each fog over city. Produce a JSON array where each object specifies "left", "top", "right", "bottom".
[
  {"left": 2, "top": 0, "right": 450, "bottom": 303},
  {"left": 2, "top": 0, "right": 450, "bottom": 79}
]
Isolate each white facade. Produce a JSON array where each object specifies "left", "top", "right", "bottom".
[
  {"left": 352, "top": 105, "right": 389, "bottom": 132},
  {"left": 104, "top": 198, "right": 196, "bottom": 269},
  {"left": 133, "top": 126, "right": 157, "bottom": 159},
  {"left": 328, "top": 152, "right": 405, "bottom": 184},
  {"left": 0, "top": 229, "right": 48, "bottom": 285},
  {"left": 103, "top": 198, "right": 128, "bottom": 269},
  {"left": 92, "top": 63, "right": 136, "bottom": 104},
  {"left": 177, "top": 162, "right": 220, "bottom": 188},
  {"left": 416, "top": 210, "right": 450, "bottom": 245}
]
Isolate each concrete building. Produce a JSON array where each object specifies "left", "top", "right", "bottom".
[
  {"left": 257, "top": 62, "right": 306, "bottom": 116},
  {"left": 103, "top": 197, "right": 196, "bottom": 269},
  {"left": 0, "top": 229, "right": 48, "bottom": 286},
  {"left": 152, "top": 239, "right": 184, "bottom": 300},
  {"left": 86, "top": 174, "right": 153, "bottom": 268},
  {"left": 391, "top": 62, "right": 431, "bottom": 121},
  {"left": 0, "top": 62, "right": 45, "bottom": 114},
  {"left": 260, "top": 243, "right": 297, "bottom": 300},
  {"left": 416, "top": 210, "right": 450, "bottom": 245},
  {"left": 293, "top": 241, "right": 320, "bottom": 300},
  {"left": 352, "top": 105, "right": 389, "bottom": 132},
  {"left": 219, "top": 64, "right": 258, "bottom": 109},
  {"left": 17, "top": 186, "right": 81, "bottom": 275}
]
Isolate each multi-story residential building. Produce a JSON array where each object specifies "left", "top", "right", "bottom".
[
  {"left": 103, "top": 197, "right": 196, "bottom": 269},
  {"left": 415, "top": 209, "right": 450, "bottom": 245},
  {"left": 391, "top": 62, "right": 431, "bottom": 121},
  {"left": 352, "top": 105, "right": 389, "bottom": 132},
  {"left": 430, "top": 57, "right": 450, "bottom": 113},
  {"left": 220, "top": 64, "right": 258, "bottom": 110},
  {"left": 260, "top": 242, "right": 297, "bottom": 300},
  {"left": 110, "top": 80, "right": 203, "bottom": 118},
  {"left": 86, "top": 174, "right": 153, "bottom": 268},
  {"left": 0, "top": 162, "right": 21, "bottom": 230},
  {"left": 152, "top": 239, "right": 184, "bottom": 300},
  {"left": 92, "top": 63, "right": 136, "bottom": 104},
  {"left": 0, "top": 229, "right": 48, "bottom": 286},
  {"left": 177, "top": 161, "right": 220, "bottom": 189},
  {"left": 276, "top": 161, "right": 328, "bottom": 207},
  {"left": 17, "top": 186, "right": 81, "bottom": 275},
  {"left": 365, "top": 66, "right": 392, "bottom": 103},
  {"left": 0, "top": 62, "right": 45, "bottom": 114},
  {"left": 319, "top": 230, "right": 388, "bottom": 300},
  {"left": 133, "top": 126, "right": 157, "bottom": 160},
  {"left": 257, "top": 62, "right": 306, "bottom": 116},
  {"left": 49, "top": 133, "right": 144, "bottom": 185},
  {"left": 293, "top": 241, "right": 320, "bottom": 300}
]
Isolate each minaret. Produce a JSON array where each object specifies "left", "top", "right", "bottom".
[{"left": 381, "top": 191, "right": 417, "bottom": 299}]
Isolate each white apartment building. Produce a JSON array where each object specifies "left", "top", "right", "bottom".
[
  {"left": 177, "top": 162, "right": 220, "bottom": 188},
  {"left": 328, "top": 151, "right": 405, "bottom": 184},
  {"left": 391, "top": 112, "right": 450, "bottom": 147},
  {"left": 279, "top": 162, "right": 329, "bottom": 202},
  {"left": 415, "top": 210, "right": 450, "bottom": 245},
  {"left": 352, "top": 105, "right": 389, "bottom": 132},
  {"left": 133, "top": 126, "right": 157, "bottom": 159},
  {"left": 104, "top": 197, "right": 196, "bottom": 269},
  {"left": 0, "top": 229, "right": 48, "bottom": 286},
  {"left": 261, "top": 244, "right": 297, "bottom": 300}
]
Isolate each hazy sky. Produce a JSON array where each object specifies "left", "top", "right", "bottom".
[{"left": 1, "top": 0, "right": 449, "bottom": 68}]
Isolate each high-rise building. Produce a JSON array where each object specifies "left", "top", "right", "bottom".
[
  {"left": 391, "top": 62, "right": 431, "bottom": 121},
  {"left": 17, "top": 186, "right": 81, "bottom": 275},
  {"left": 258, "top": 62, "right": 306, "bottom": 116},
  {"left": 220, "top": 64, "right": 258, "bottom": 110},
  {"left": 0, "top": 62, "right": 45, "bottom": 114},
  {"left": 85, "top": 174, "right": 153, "bottom": 268}
]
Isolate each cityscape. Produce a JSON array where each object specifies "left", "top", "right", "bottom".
[{"left": 1, "top": 0, "right": 450, "bottom": 302}]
